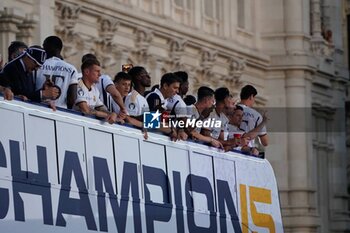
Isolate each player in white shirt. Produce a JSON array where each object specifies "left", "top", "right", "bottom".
[
  {"left": 206, "top": 108, "right": 229, "bottom": 139},
  {"left": 75, "top": 79, "right": 104, "bottom": 110},
  {"left": 166, "top": 94, "right": 187, "bottom": 116},
  {"left": 225, "top": 105, "right": 268, "bottom": 155},
  {"left": 186, "top": 86, "right": 222, "bottom": 148},
  {"left": 201, "top": 87, "right": 230, "bottom": 140},
  {"left": 238, "top": 84, "right": 268, "bottom": 147},
  {"left": 201, "top": 87, "right": 254, "bottom": 151},
  {"left": 111, "top": 72, "right": 148, "bottom": 139},
  {"left": 36, "top": 36, "right": 78, "bottom": 109},
  {"left": 74, "top": 59, "right": 118, "bottom": 124},
  {"left": 79, "top": 54, "right": 127, "bottom": 117},
  {"left": 125, "top": 91, "right": 149, "bottom": 116},
  {"left": 146, "top": 87, "right": 169, "bottom": 112},
  {"left": 127, "top": 66, "right": 152, "bottom": 118},
  {"left": 146, "top": 73, "right": 189, "bottom": 141},
  {"left": 166, "top": 71, "right": 189, "bottom": 117}
]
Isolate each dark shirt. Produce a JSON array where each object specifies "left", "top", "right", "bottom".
[
  {"left": 146, "top": 92, "right": 162, "bottom": 112},
  {"left": 0, "top": 57, "right": 41, "bottom": 102}
]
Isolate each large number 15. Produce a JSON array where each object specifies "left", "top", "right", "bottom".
[{"left": 240, "top": 184, "right": 276, "bottom": 233}]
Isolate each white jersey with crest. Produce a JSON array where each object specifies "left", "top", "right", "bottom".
[
  {"left": 125, "top": 90, "right": 149, "bottom": 116},
  {"left": 238, "top": 104, "right": 267, "bottom": 147},
  {"left": 36, "top": 56, "right": 78, "bottom": 108},
  {"left": 166, "top": 94, "right": 187, "bottom": 116},
  {"left": 77, "top": 73, "right": 114, "bottom": 109},
  {"left": 74, "top": 79, "right": 104, "bottom": 111},
  {"left": 204, "top": 109, "right": 229, "bottom": 140},
  {"left": 238, "top": 104, "right": 266, "bottom": 135}
]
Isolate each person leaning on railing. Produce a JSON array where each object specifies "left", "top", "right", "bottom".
[{"left": 73, "top": 58, "right": 123, "bottom": 124}]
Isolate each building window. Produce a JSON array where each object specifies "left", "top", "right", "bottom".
[
  {"left": 202, "top": 0, "right": 221, "bottom": 34},
  {"left": 203, "top": 0, "right": 220, "bottom": 20},
  {"left": 237, "top": 0, "right": 245, "bottom": 28},
  {"left": 237, "top": 0, "right": 254, "bottom": 32},
  {"left": 142, "top": 0, "right": 163, "bottom": 15},
  {"left": 172, "top": 0, "right": 193, "bottom": 25},
  {"left": 174, "top": 0, "right": 191, "bottom": 9}
]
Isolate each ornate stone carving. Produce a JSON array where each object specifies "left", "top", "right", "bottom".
[
  {"left": 226, "top": 57, "right": 246, "bottom": 85},
  {"left": 96, "top": 16, "right": 120, "bottom": 68},
  {"left": 98, "top": 16, "right": 119, "bottom": 46},
  {"left": 169, "top": 38, "right": 187, "bottom": 70},
  {"left": 311, "top": 37, "right": 335, "bottom": 59},
  {"left": 200, "top": 48, "right": 217, "bottom": 77},
  {"left": 56, "top": 2, "right": 80, "bottom": 34},
  {"left": 134, "top": 27, "right": 153, "bottom": 64},
  {"left": 0, "top": 8, "right": 23, "bottom": 33},
  {"left": 55, "top": 2, "right": 81, "bottom": 57},
  {"left": 17, "top": 15, "right": 36, "bottom": 43}
]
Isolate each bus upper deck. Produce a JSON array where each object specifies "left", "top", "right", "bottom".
[{"left": 0, "top": 96, "right": 283, "bottom": 233}]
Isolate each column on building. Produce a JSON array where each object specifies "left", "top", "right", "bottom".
[
  {"left": 285, "top": 70, "right": 318, "bottom": 233},
  {"left": 283, "top": 0, "right": 319, "bottom": 232},
  {"left": 0, "top": 8, "right": 23, "bottom": 62},
  {"left": 310, "top": 0, "right": 323, "bottom": 39},
  {"left": 284, "top": 0, "right": 307, "bottom": 54},
  {"left": 328, "top": 78, "right": 350, "bottom": 232}
]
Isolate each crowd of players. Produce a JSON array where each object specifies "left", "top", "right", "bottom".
[{"left": 0, "top": 36, "right": 268, "bottom": 157}]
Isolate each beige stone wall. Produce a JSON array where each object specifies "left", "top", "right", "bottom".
[{"left": 1, "top": 0, "right": 350, "bottom": 232}]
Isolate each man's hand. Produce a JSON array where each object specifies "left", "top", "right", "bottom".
[
  {"left": 118, "top": 108, "right": 128, "bottom": 120},
  {"left": 48, "top": 101, "right": 57, "bottom": 111},
  {"left": 251, "top": 147, "right": 259, "bottom": 156},
  {"left": 17, "top": 95, "right": 28, "bottom": 101},
  {"left": 42, "top": 80, "right": 60, "bottom": 100},
  {"left": 210, "top": 138, "right": 223, "bottom": 149},
  {"left": 170, "top": 130, "right": 178, "bottom": 142},
  {"left": 142, "top": 129, "right": 148, "bottom": 140},
  {"left": 240, "top": 136, "right": 250, "bottom": 147},
  {"left": 177, "top": 129, "right": 188, "bottom": 141},
  {"left": 224, "top": 145, "right": 233, "bottom": 152},
  {"left": 106, "top": 112, "right": 118, "bottom": 124},
  {"left": 3, "top": 88, "right": 14, "bottom": 100}
]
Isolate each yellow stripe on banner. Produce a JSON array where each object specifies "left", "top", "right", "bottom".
[
  {"left": 249, "top": 186, "right": 276, "bottom": 233},
  {"left": 240, "top": 184, "right": 248, "bottom": 233}
]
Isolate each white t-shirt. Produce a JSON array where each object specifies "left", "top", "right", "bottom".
[
  {"left": 239, "top": 104, "right": 267, "bottom": 147},
  {"left": 74, "top": 79, "right": 104, "bottom": 111},
  {"left": 239, "top": 104, "right": 266, "bottom": 134},
  {"left": 226, "top": 124, "right": 245, "bottom": 140},
  {"left": 125, "top": 90, "right": 149, "bottom": 116},
  {"left": 36, "top": 56, "right": 78, "bottom": 108},
  {"left": 166, "top": 94, "right": 187, "bottom": 116},
  {"left": 226, "top": 123, "right": 245, "bottom": 150},
  {"left": 188, "top": 105, "right": 201, "bottom": 133},
  {"left": 204, "top": 109, "right": 229, "bottom": 140},
  {"left": 77, "top": 73, "right": 114, "bottom": 108}
]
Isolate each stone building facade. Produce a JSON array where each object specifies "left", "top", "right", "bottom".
[{"left": 1, "top": 0, "right": 350, "bottom": 232}]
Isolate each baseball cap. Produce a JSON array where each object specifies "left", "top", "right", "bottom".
[{"left": 25, "top": 46, "right": 47, "bottom": 66}]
